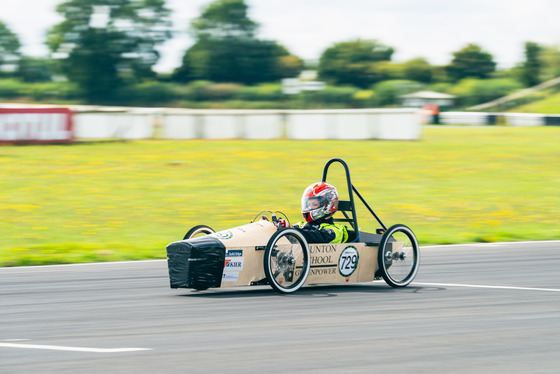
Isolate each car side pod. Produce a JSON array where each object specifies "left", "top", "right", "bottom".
[{"left": 166, "top": 236, "right": 226, "bottom": 291}]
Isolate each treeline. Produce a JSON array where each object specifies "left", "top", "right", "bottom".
[{"left": 1, "top": 0, "right": 559, "bottom": 109}]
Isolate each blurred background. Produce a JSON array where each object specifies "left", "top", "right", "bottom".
[
  {"left": 1, "top": 0, "right": 559, "bottom": 266},
  {"left": 0, "top": 0, "right": 559, "bottom": 111}
]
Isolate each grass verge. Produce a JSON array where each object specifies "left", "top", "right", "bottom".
[{"left": 1, "top": 127, "right": 559, "bottom": 266}]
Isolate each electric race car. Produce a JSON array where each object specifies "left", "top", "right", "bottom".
[{"left": 166, "top": 158, "right": 420, "bottom": 294}]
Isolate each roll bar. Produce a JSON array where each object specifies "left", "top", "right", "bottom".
[{"left": 321, "top": 158, "right": 387, "bottom": 234}]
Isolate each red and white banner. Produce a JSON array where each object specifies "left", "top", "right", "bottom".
[{"left": 0, "top": 108, "right": 73, "bottom": 143}]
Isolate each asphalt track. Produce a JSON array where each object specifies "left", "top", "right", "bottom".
[{"left": 2, "top": 241, "right": 559, "bottom": 374}]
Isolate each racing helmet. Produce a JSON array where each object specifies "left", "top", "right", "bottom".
[{"left": 301, "top": 182, "right": 339, "bottom": 222}]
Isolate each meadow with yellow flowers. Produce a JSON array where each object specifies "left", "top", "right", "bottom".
[{"left": 1, "top": 126, "right": 558, "bottom": 266}]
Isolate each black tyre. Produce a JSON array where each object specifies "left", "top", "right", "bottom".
[
  {"left": 377, "top": 224, "right": 420, "bottom": 288},
  {"left": 264, "top": 228, "right": 310, "bottom": 294},
  {"left": 183, "top": 225, "right": 215, "bottom": 240}
]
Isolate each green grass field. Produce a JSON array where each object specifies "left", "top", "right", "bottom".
[
  {"left": 511, "top": 91, "right": 560, "bottom": 114},
  {"left": 1, "top": 126, "right": 559, "bottom": 266}
]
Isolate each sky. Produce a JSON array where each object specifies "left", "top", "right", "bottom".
[{"left": 2, "top": 0, "right": 559, "bottom": 73}]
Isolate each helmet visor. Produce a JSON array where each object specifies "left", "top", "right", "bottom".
[{"left": 301, "top": 196, "right": 327, "bottom": 213}]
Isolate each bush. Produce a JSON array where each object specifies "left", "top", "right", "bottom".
[
  {"left": 372, "top": 80, "right": 425, "bottom": 106},
  {"left": 199, "top": 83, "right": 243, "bottom": 101},
  {"left": 428, "top": 82, "right": 453, "bottom": 93},
  {"left": 352, "top": 89, "right": 376, "bottom": 107},
  {"left": 0, "top": 79, "right": 25, "bottom": 98},
  {"left": 0, "top": 79, "right": 81, "bottom": 102},
  {"left": 449, "top": 78, "right": 523, "bottom": 107},
  {"left": 114, "top": 81, "right": 178, "bottom": 105},
  {"left": 313, "top": 85, "right": 359, "bottom": 105},
  {"left": 235, "top": 84, "right": 283, "bottom": 101},
  {"left": 182, "top": 80, "right": 236, "bottom": 101},
  {"left": 25, "top": 82, "right": 81, "bottom": 101}
]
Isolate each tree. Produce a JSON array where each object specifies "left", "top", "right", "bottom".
[
  {"left": 318, "top": 39, "right": 394, "bottom": 88},
  {"left": 449, "top": 78, "right": 522, "bottom": 107},
  {"left": 47, "top": 0, "right": 171, "bottom": 103},
  {"left": 172, "top": 0, "right": 302, "bottom": 84},
  {"left": 0, "top": 21, "right": 21, "bottom": 75},
  {"left": 373, "top": 80, "right": 425, "bottom": 106},
  {"left": 402, "top": 57, "right": 433, "bottom": 84},
  {"left": 175, "top": 38, "right": 298, "bottom": 84},
  {"left": 446, "top": 43, "right": 496, "bottom": 82},
  {"left": 520, "top": 42, "right": 542, "bottom": 87},
  {"left": 190, "top": 0, "right": 258, "bottom": 40},
  {"left": 17, "top": 57, "right": 57, "bottom": 82},
  {"left": 539, "top": 44, "right": 560, "bottom": 82}
]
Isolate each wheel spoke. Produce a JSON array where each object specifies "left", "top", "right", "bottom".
[
  {"left": 386, "top": 232, "right": 414, "bottom": 282},
  {"left": 378, "top": 224, "right": 419, "bottom": 287},
  {"left": 264, "top": 229, "right": 310, "bottom": 293}
]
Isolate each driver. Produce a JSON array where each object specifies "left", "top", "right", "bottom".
[{"left": 290, "top": 182, "right": 348, "bottom": 243}]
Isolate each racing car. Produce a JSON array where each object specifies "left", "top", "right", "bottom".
[{"left": 166, "top": 158, "right": 420, "bottom": 294}]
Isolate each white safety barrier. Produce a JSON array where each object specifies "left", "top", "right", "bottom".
[
  {"left": 503, "top": 113, "right": 545, "bottom": 126},
  {"left": 162, "top": 108, "right": 422, "bottom": 141},
  {"left": 1, "top": 106, "right": 423, "bottom": 141},
  {"left": 74, "top": 111, "right": 155, "bottom": 139},
  {"left": 243, "top": 113, "right": 284, "bottom": 139},
  {"left": 439, "top": 112, "right": 492, "bottom": 125},
  {"left": 2, "top": 104, "right": 557, "bottom": 143},
  {"left": 162, "top": 114, "right": 198, "bottom": 139},
  {"left": 162, "top": 110, "right": 286, "bottom": 140},
  {"left": 438, "top": 111, "right": 560, "bottom": 126}
]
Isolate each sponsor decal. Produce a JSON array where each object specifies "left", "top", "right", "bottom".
[
  {"left": 222, "top": 272, "right": 239, "bottom": 282},
  {"left": 215, "top": 231, "right": 233, "bottom": 240},
  {"left": 311, "top": 254, "right": 334, "bottom": 265},
  {"left": 310, "top": 244, "right": 337, "bottom": 265},
  {"left": 0, "top": 108, "right": 73, "bottom": 143},
  {"left": 225, "top": 249, "right": 243, "bottom": 257},
  {"left": 224, "top": 258, "right": 244, "bottom": 271},
  {"left": 295, "top": 266, "right": 337, "bottom": 277},
  {"left": 338, "top": 246, "right": 359, "bottom": 277},
  {"left": 309, "top": 244, "right": 337, "bottom": 254},
  {"left": 309, "top": 267, "right": 337, "bottom": 276}
]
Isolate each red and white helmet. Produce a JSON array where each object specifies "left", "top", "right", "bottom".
[{"left": 301, "top": 182, "right": 339, "bottom": 222}]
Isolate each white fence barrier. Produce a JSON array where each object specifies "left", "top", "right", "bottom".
[
  {"left": 503, "top": 113, "right": 545, "bottom": 126},
  {"left": 3, "top": 105, "right": 555, "bottom": 143},
  {"left": 438, "top": 111, "right": 559, "bottom": 126},
  {"left": 439, "top": 112, "right": 492, "bottom": 125},
  {"left": 159, "top": 108, "right": 422, "bottom": 141},
  {"left": 282, "top": 109, "right": 421, "bottom": 140},
  {"left": 2, "top": 106, "right": 423, "bottom": 141},
  {"left": 74, "top": 112, "right": 155, "bottom": 139}
]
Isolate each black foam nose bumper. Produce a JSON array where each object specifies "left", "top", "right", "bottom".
[{"left": 166, "top": 236, "right": 226, "bottom": 290}]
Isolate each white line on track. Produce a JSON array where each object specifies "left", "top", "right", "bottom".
[
  {"left": 2, "top": 339, "right": 31, "bottom": 342},
  {"left": 0, "top": 342, "right": 152, "bottom": 353},
  {"left": 415, "top": 282, "right": 560, "bottom": 293}
]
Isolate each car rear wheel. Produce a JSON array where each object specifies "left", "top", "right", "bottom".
[
  {"left": 264, "top": 228, "right": 310, "bottom": 294},
  {"left": 377, "top": 224, "right": 420, "bottom": 288}
]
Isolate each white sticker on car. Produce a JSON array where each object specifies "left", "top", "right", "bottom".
[
  {"left": 215, "top": 231, "right": 233, "bottom": 240},
  {"left": 338, "top": 246, "right": 359, "bottom": 277},
  {"left": 226, "top": 249, "right": 243, "bottom": 257},
  {"left": 224, "top": 258, "right": 244, "bottom": 271},
  {"left": 222, "top": 272, "right": 239, "bottom": 282}
]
